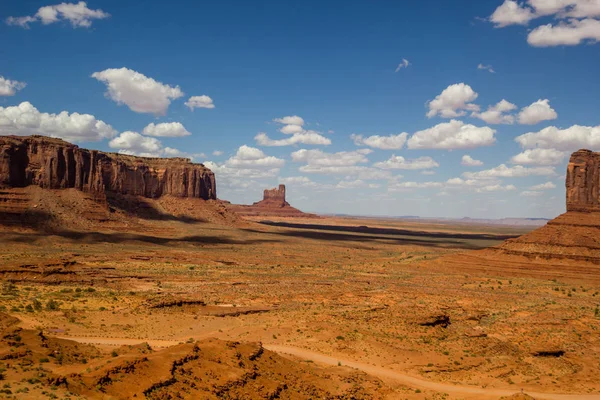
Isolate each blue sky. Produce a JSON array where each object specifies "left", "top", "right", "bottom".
[{"left": 1, "top": 0, "right": 599, "bottom": 218}]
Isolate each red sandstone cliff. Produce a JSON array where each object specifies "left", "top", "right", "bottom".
[
  {"left": 566, "top": 149, "right": 600, "bottom": 212},
  {"left": 0, "top": 135, "right": 216, "bottom": 200}
]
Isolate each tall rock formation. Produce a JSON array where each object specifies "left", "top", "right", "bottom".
[
  {"left": 434, "top": 148, "right": 600, "bottom": 280},
  {"left": 254, "top": 185, "right": 290, "bottom": 208},
  {"left": 566, "top": 149, "right": 600, "bottom": 212},
  {"left": 0, "top": 135, "right": 216, "bottom": 200}
]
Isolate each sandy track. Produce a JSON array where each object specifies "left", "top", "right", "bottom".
[{"left": 53, "top": 335, "right": 600, "bottom": 400}]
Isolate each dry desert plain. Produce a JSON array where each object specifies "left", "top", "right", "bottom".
[{"left": 1, "top": 189, "right": 600, "bottom": 399}]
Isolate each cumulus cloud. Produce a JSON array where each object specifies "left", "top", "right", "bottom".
[
  {"left": 184, "top": 95, "right": 215, "bottom": 110},
  {"left": 490, "top": 0, "right": 600, "bottom": 47},
  {"left": 291, "top": 148, "right": 391, "bottom": 178},
  {"left": 6, "top": 1, "right": 110, "bottom": 28},
  {"left": 142, "top": 122, "right": 191, "bottom": 137},
  {"left": 395, "top": 59, "right": 410, "bottom": 72},
  {"left": 520, "top": 190, "right": 544, "bottom": 197},
  {"left": 472, "top": 99, "right": 517, "bottom": 124},
  {"left": 257, "top": 115, "right": 330, "bottom": 147},
  {"left": 205, "top": 145, "right": 285, "bottom": 184},
  {"left": 273, "top": 115, "right": 304, "bottom": 126},
  {"left": 0, "top": 101, "right": 116, "bottom": 142},
  {"left": 490, "top": 0, "right": 536, "bottom": 27},
  {"left": 477, "top": 64, "right": 496, "bottom": 73},
  {"left": 255, "top": 131, "right": 331, "bottom": 147},
  {"left": 291, "top": 148, "right": 371, "bottom": 167},
  {"left": 528, "top": 18, "right": 600, "bottom": 46},
  {"left": 374, "top": 155, "right": 439, "bottom": 170},
  {"left": 91, "top": 67, "right": 184, "bottom": 116},
  {"left": 426, "top": 83, "right": 480, "bottom": 118},
  {"left": 388, "top": 181, "right": 444, "bottom": 191},
  {"left": 515, "top": 124, "right": 600, "bottom": 151},
  {"left": 463, "top": 164, "right": 556, "bottom": 179},
  {"left": 517, "top": 99, "right": 558, "bottom": 125},
  {"left": 350, "top": 133, "right": 408, "bottom": 150},
  {"left": 212, "top": 150, "right": 223, "bottom": 156},
  {"left": 510, "top": 148, "right": 568, "bottom": 165},
  {"left": 461, "top": 155, "right": 484, "bottom": 166},
  {"left": 530, "top": 181, "right": 557, "bottom": 190},
  {"left": 280, "top": 124, "right": 304, "bottom": 134},
  {"left": 337, "top": 179, "right": 377, "bottom": 189},
  {"left": 0, "top": 76, "right": 26, "bottom": 96},
  {"left": 407, "top": 120, "right": 496, "bottom": 150},
  {"left": 109, "top": 131, "right": 162, "bottom": 154},
  {"left": 475, "top": 184, "right": 517, "bottom": 192}
]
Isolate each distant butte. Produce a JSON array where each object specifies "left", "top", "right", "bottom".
[{"left": 227, "top": 184, "right": 317, "bottom": 218}]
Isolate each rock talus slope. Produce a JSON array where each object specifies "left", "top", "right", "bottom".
[{"left": 0, "top": 135, "right": 216, "bottom": 200}]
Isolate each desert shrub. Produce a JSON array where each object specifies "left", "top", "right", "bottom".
[{"left": 45, "top": 299, "right": 59, "bottom": 311}]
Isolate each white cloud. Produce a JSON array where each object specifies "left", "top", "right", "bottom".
[
  {"left": 389, "top": 181, "right": 444, "bottom": 191},
  {"left": 280, "top": 124, "right": 304, "bottom": 134},
  {"left": 184, "top": 95, "right": 215, "bottom": 110},
  {"left": 421, "top": 170, "right": 436, "bottom": 175},
  {"left": 461, "top": 155, "right": 484, "bottom": 166},
  {"left": 472, "top": 99, "right": 517, "bottom": 124},
  {"left": 291, "top": 148, "right": 371, "bottom": 167},
  {"left": 530, "top": 181, "right": 557, "bottom": 190},
  {"left": 279, "top": 176, "right": 316, "bottom": 186},
  {"left": 0, "top": 76, "right": 26, "bottom": 96},
  {"left": 463, "top": 164, "right": 556, "bottom": 179},
  {"left": 517, "top": 99, "right": 558, "bottom": 124},
  {"left": 337, "top": 179, "right": 375, "bottom": 189},
  {"left": 6, "top": 1, "right": 110, "bottom": 28},
  {"left": 407, "top": 120, "right": 496, "bottom": 150},
  {"left": 205, "top": 145, "right": 285, "bottom": 185},
  {"left": 142, "top": 122, "right": 191, "bottom": 137},
  {"left": 515, "top": 124, "right": 600, "bottom": 151},
  {"left": 395, "top": 59, "right": 410, "bottom": 72},
  {"left": 226, "top": 145, "right": 285, "bottom": 169},
  {"left": 490, "top": 0, "right": 535, "bottom": 27},
  {"left": 212, "top": 150, "right": 223, "bottom": 156},
  {"left": 426, "top": 83, "right": 480, "bottom": 118},
  {"left": 273, "top": 115, "right": 304, "bottom": 126},
  {"left": 528, "top": 18, "right": 600, "bottom": 46},
  {"left": 520, "top": 190, "right": 544, "bottom": 197},
  {"left": 490, "top": 0, "right": 600, "bottom": 47},
  {"left": 109, "top": 131, "right": 162, "bottom": 153},
  {"left": 475, "top": 184, "right": 517, "bottom": 192},
  {"left": 350, "top": 133, "right": 408, "bottom": 150},
  {"left": 91, "top": 67, "right": 184, "bottom": 116},
  {"left": 0, "top": 101, "right": 116, "bottom": 142},
  {"left": 255, "top": 131, "right": 331, "bottom": 147},
  {"left": 510, "top": 148, "right": 568, "bottom": 165},
  {"left": 374, "top": 155, "right": 439, "bottom": 170},
  {"left": 477, "top": 64, "right": 496, "bottom": 73}
]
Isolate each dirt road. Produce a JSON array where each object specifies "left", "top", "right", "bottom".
[{"left": 53, "top": 335, "right": 600, "bottom": 400}]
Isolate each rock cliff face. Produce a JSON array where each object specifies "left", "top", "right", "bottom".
[
  {"left": 0, "top": 135, "right": 216, "bottom": 200},
  {"left": 566, "top": 149, "right": 600, "bottom": 212},
  {"left": 254, "top": 184, "right": 289, "bottom": 208}
]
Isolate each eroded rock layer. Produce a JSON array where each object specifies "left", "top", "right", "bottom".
[
  {"left": 227, "top": 184, "right": 317, "bottom": 218},
  {"left": 0, "top": 135, "right": 216, "bottom": 200}
]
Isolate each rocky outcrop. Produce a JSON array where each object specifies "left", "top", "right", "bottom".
[
  {"left": 566, "top": 149, "right": 600, "bottom": 212},
  {"left": 434, "top": 148, "right": 600, "bottom": 280},
  {"left": 0, "top": 135, "right": 216, "bottom": 200},
  {"left": 253, "top": 184, "right": 289, "bottom": 208},
  {"left": 227, "top": 184, "right": 317, "bottom": 218}
]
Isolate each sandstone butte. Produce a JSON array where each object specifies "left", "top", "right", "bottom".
[
  {"left": 435, "top": 148, "right": 600, "bottom": 279},
  {"left": 226, "top": 184, "right": 317, "bottom": 218},
  {"left": 0, "top": 135, "right": 216, "bottom": 200}
]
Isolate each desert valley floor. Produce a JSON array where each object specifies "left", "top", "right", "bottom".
[{"left": 1, "top": 189, "right": 600, "bottom": 399}]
